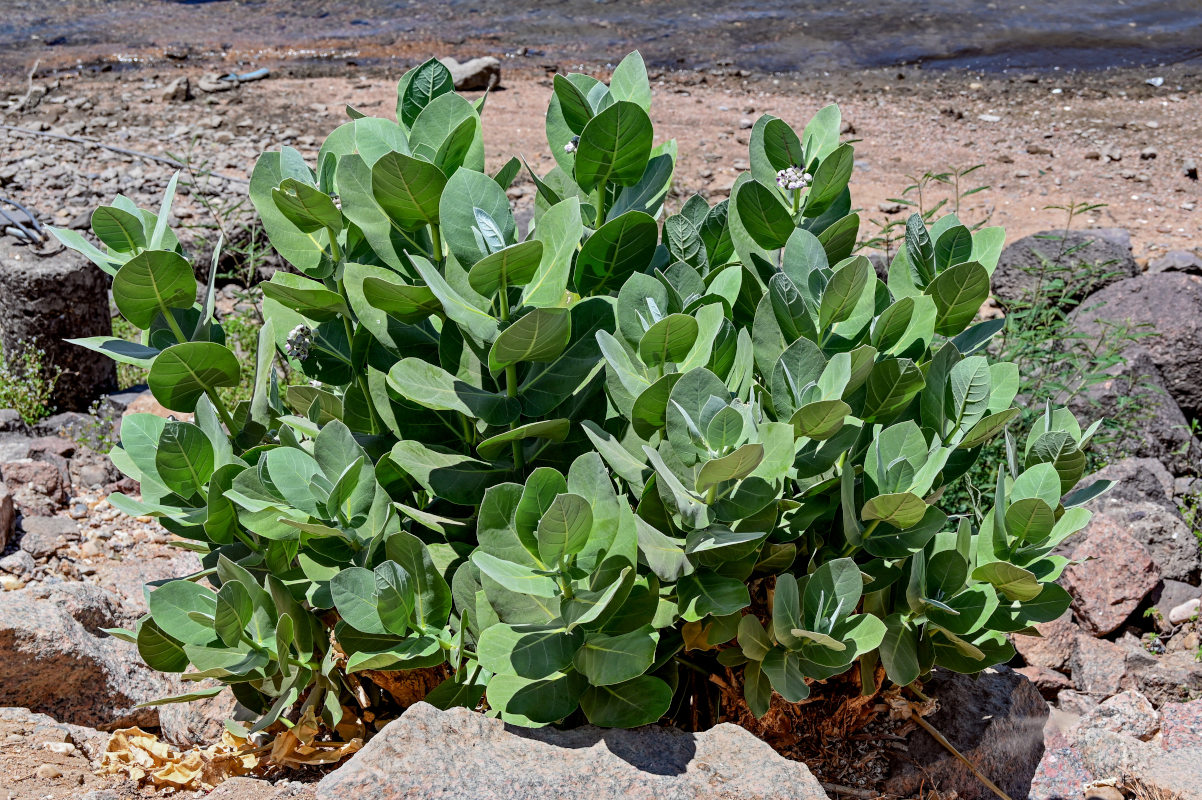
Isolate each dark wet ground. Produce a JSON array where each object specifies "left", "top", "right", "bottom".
[{"left": 2, "top": 0, "right": 1201, "bottom": 78}]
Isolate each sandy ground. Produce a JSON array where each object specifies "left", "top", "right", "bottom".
[{"left": 0, "top": 60, "right": 1199, "bottom": 260}]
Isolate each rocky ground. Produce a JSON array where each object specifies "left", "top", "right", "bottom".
[{"left": 0, "top": 53, "right": 1201, "bottom": 800}]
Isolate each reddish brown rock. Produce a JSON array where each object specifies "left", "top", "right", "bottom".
[
  {"left": 1062, "top": 524, "right": 1160, "bottom": 635},
  {"left": 1071, "top": 635, "right": 1127, "bottom": 696},
  {"left": 1016, "top": 666, "right": 1073, "bottom": 700},
  {"left": 1160, "top": 699, "right": 1202, "bottom": 751},
  {"left": 1014, "top": 615, "right": 1080, "bottom": 671}
]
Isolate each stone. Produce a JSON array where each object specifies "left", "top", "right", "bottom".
[
  {"left": 0, "top": 586, "right": 169, "bottom": 728},
  {"left": 1029, "top": 745, "right": 1094, "bottom": 800},
  {"left": 315, "top": 702, "right": 830, "bottom": 800},
  {"left": 0, "top": 707, "right": 110, "bottom": 762},
  {"left": 0, "top": 434, "right": 33, "bottom": 461},
  {"left": 1147, "top": 249, "right": 1202, "bottom": 275},
  {"left": 157, "top": 683, "right": 239, "bottom": 746},
  {"left": 1170, "top": 598, "right": 1200, "bottom": 625},
  {"left": 992, "top": 228, "right": 1137, "bottom": 307},
  {"left": 0, "top": 408, "right": 25, "bottom": 432},
  {"left": 0, "top": 480, "right": 12, "bottom": 550},
  {"left": 1085, "top": 785, "right": 1124, "bottom": 800},
  {"left": 1015, "top": 665, "right": 1073, "bottom": 699},
  {"left": 0, "top": 239, "right": 116, "bottom": 410},
  {"left": 1071, "top": 635, "right": 1127, "bottom": 695},
  {"left": 1057, "top": 690, "right": 1099, "bottom": 717},
  {"left": 1062, "top": 524, "right": 1160, "bottom": 635},
  {"left": 1076, "top": 499, "right": 1199, "bottom": 583},
  {"left": 204, "top": 777, "right": 315, "bottom": 799},
  {"left": 1080, "top": 690, "right": 1160, "bottom": 740},
  {"left": 1119, "top": 641, "right": 1202, "bottom": 707},
  {"left": 161, "top": 76, "right": 191, "bottom": 102},
  {"left": 36, "top": 763, "right": 63, "bottom": 779},
  {"left": 1160, "top": 698, "right": 1202, "bottom": 751},
  {"left": 1070, "top": 725, "right": 1202, "bottom": 800},
  {"left": 0, "top": 549, "right": 35, "bottom": 576},
  {"left": 437, "top": 56, "right": 501, "bottom": 90},
  {"left": 1070, "top": 273, "right": 1202, "bottom": 420},
  {"left": 1014, "top": 614, "right": 1080, "bottom": 671},
  {"left": 884, "top": 667, "right": 1047, "bottom": 800},
  {"left": 1084, "top": 457, "right": 1175, "bottom": 506},
  {"left": 1, "top": 458, "right": 68, "bottom": 515},
  {"left": 1068, "top": 354, "right": 1202, "bottom": 476}
]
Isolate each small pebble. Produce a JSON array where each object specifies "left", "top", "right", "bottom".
[
  {"left": 1169, "top": 598, "right": 1200, "bottom": 625},
  {"left": 35, "top": 764, "right": 63, "bottom": 780}
]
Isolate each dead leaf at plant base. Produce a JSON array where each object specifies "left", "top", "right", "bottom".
[{"left": 99, "top": 727, "right": 260, "bottom": 791}]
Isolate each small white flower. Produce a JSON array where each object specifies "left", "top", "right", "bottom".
[
  {"left": 564, "top": 136, "right": 579, "bottom": 154},
  {"left": 775, "top": 165, "right": 811, "bottom": 191},
  {"left": 285, "top": 324, "right": 313, "bottom": 361}
]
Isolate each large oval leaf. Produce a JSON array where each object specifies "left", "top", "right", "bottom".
[
  {"left": 112, "top": 250, "right": 196, "bottom": 328},
  {"left": 488, "top": 308, "right": 572, "bottom": 375},
  {"left": 573, "top": 211, "right": 658, "bottom": 295},
  {"left": 574, "top": 100, "right": 654, "bottom": 192},
  {"left": 147, "top": 342, "right": 241, "bottom": 413}
]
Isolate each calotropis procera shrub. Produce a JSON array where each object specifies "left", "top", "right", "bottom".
[{"left": 51, "top": 52, "right": 1109, "bottom": 736}]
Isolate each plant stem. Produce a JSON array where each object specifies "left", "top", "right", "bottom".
[
  {"left": 593, "top": 187, "right": 605, "bottom": 228},
  {"left": 163, "top": 305, "right": 189, "bottom": 344},
  {"left": 430, "top": 223, "right": 443, "bottom": 263}
]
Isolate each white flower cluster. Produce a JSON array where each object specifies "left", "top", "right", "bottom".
[
  {"left": 564, "top": 136, "right": 579, "bottom": 154},
  {"left": 285, "top": 324, "right": 313, "bottom": 361},
  {"left": 776, "top": 165, "right": 812, "bottom": 191}
]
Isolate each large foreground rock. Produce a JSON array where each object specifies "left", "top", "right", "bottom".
[
  {"left": 992, "top": 228, "right": 1137, "bottom": 306},
  {"left": 0, "top": 585, "right": 163, "bottom": 728},
  {"left": 316, "top": 702, "right": 829, "bottom": 800},
  {"left": 0, "top": 240, "right": 116, "bottom": 411},
  {"left": 1061, "top": 524, "right": 1161, "bottom": 635},
  {"left": 883, "top": 667, "right": 1048, "bottom": 800},
  {"left": 1070, "top": 272, "right": 1202, "bottom": 419}
]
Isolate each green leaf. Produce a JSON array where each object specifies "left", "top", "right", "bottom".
[
  {"left": 477, "top": 419, "right": 571, "bottom": 461},
  {"left": 214, "top": 580, "right": 253, "bottom": 648},
  {"left": 880, "top": 613, "right": 919, "bottom": 686},
  {"left": 488, "top": 307, "right": 572, "bottom": 374},
  {"left": 574, "top": 101, "right": 654, "bottom": 192},
  {"left": 374, "top": 561, "right": 416, "bottom": 635},
  {"left": 260, "top": 273, "right": 348, "bottom": 322},
  {"left": 804, "top": 144, "right": 854, "bottom": 218},
  {"left": 468, "top": 240, "right": 544, "bottom": 297},
  {"left": 360, "top": 276, "right": 442, "bottom": 323},
  {"left": 695, "top": 444, "right": 765, "bottom": 493},
  {"left": 925, "top": 261, "right": 990, "bottom": 336},
  {"left": 861, "top": 358, "right": 925, "bottom": 421},
  {"left": 477, "top": 623, "right": 582, "bottom": 679},
  {"left": 399, "top": 58, "right": 455, "bottom": 127},
  {"left": 536, "top": 493, "right": 594, "bottom": 564},
  {"left": 819, "top": 256, "right": 872, "bottom": 330},
  {"left": 272, "top": 178, "right": 342, "bottom": 233},
  {"left": 638, "top": 313, "right": 699, "bottom": 367},
  {"left": 92, "top": 205, "right": 147, "bottom": 252},
  {"left": 862, "top": 492, "right": 927, "bottom": 529},
  {"left": 390, "top": 440, "right": 509, "bottom": 507},
  {"left": 608, "top": 52, "right": 652, "bottom": 111},
  {"left": 409, "top": 254, "right": 498, "bottom": 344},
  {"left": 934, "top": 224, "right": 973, "bottom": 271},
  {"left": 330, "top": 567, "right": 386, "bottom": 634},
  {"left": 790, "top": 399, "right": 850, "bottom": 440},
  {"left": 523, "top": 197, "right": 582, "bottom": 307},
  {"left": 574, "top": 626, "right": 658, "bottom": 686},
  {"left": 440, "top": 168, "right": 514, "bottom": 268},
  {"left": 472, "top": 551, "right": 559, "bottom": 598},
  {"left": 553, "top": 74, "right": 594, "bottom": 134},
  {"left": 573, "top": 211, "right": 658, "bottom": 295},
  {"left": 487, "top": 671, "right": 584, "bottom": 726},
  {"left": 388, "top": 357, "right": 519, "bottom": 425},
  {"left": 677, "top": 572, "right": 750, "bottom": 621},
  {"left": 155, "top": 421, "right": 215, "bottom": 497},
  {"left": 137, "top": 619, "right": 189, "bottom": 672},
  {"left": 762, "top": 118, "right": 804, "bottom": 171},
  {"left": 112, "top": 250, "right": 196, "bottom": 328},
  {"left": 579, "top": 676, "right": 672, "bottom": 727},
  {"left": 734, "top": 179, "right": 794, "bottom": 250},
  {"left": 971, "top": 562, "right": 1043, "bottom": 602},
  {"left": 148, "top": 580, "right": 217, "bottom": 646},
  {"left": 147, "top": 342, "right": 241, "bottom": 413},
  {"left": 371, "top": 151, "right": 447, "bottom": 230}
]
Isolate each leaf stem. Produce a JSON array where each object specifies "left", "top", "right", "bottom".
[{"left": 205, "top": 388, "right": 238, "bottom": 435}]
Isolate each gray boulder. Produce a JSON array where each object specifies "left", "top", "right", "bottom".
[
  {"left": 884, "top": 667, "right": 1048, "bottom": 800},
  {"left": 0, "top": 585, "right": 165, "bottom": 729},
  {"left": 0, "top": 240, "right": 116, "bottom": 411},
  {"left": 1068, "top": 352, "right": 1202, "bottom": 476},
  {"left": 1070, "top": 272, "right": 1202, "bottom": 420},
  {"left": 438, "top": 56, "right": 501, "bottom": 90},
  {"left": 1079, "top": 460, "right": 1200, "bottom": 583},
  {"left": 316, "top": 702, "right": 830, "bottom": 800},
  {"left": 992, "top": 228, "right": 1137, "bottom": 307},
  {"left": 1147, "top": 249, "right": 1202, "bottom": 275}
]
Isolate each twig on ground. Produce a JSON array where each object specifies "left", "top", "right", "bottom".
[
  {"left": 0, "top": 124, "right": 249, "bottom": 184},
  {"left": 908, "top": 703, "right": 1013, "bottom": 800}
]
